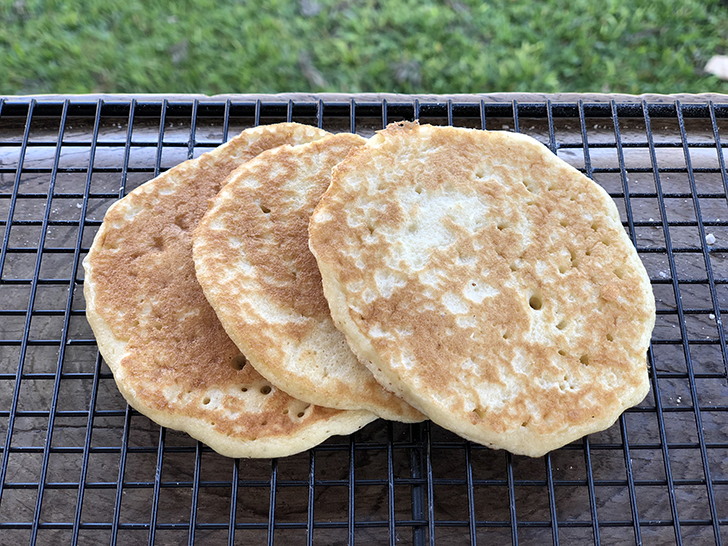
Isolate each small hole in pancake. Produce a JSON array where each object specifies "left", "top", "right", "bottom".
[
  {"left": 174, "top": 215, "right": 190, "bottom": 230},
  {"left": 585, "top": 249, "right": 592, "bottom": 256},
  {"left": 569, "top": 195, "right": 577, "bottom": 201},
  {"left": 472, "top": 408, "right": 485, "bottom": 419},
  {"left": 231, "top": 355, "right": 247, "bottom": 371},
  {"left": 260, "top": 385, "right": 272, "bottom": 395},
  {"left": 261, "top": 421, "right": 267, "bottom": 426},
  {"left": 614, "top": 267, "right": 625, "bottom": 279},
  {"left": 602, "top": 238, "right": 611, "bottom": 246},
  {"left": 260, "top": 204, "right": 271, "bottom": 214},
  {"left": 591, "top": 222, "right": 599, "bottom": 231},
  {"left": 211, "top": 422, "right": 215, "bottom": 426},
  {"left": 569, "top": 249, "right": 579, "bottom": 268},
  {"left": 297, "top": 412, "right": 305, "bottom": 418},
  {"left": 502, "top": 332, "right": 510, "bottom": 340},
  {"left": 497, "top": 223, "right": 507, "bottom": 231},
  {"left": 241, "top": 387, "right": 248, "bottom": 392},
  {"left": 558, "top": 264, "right": 568, "bottom": 274},
  {"left": 529, "top": 294, "right": 543, "bottom": 311},
  {"left": 203, "top": 397, "right": 211, "bottom": 405},
  {"left": 415, "top": 185, "right": 423, "bottom": 194},
  {"left": 556, "top": 319, "right": 567, "bottom": 330},
  {"left": 558, "top": 349, "right": 567, "bottom": 356},
  {"left": 510, "top": 263, "right": 518, "bottom": 272},
  {"left": 607, "top": 333, "right": 615, "bottom": 341},
  {"left": 472, "top": 282, "right": 476, "bottom": 286},
  {"left": 580, "top": 354, "right": 590, "bottom": 366},
  {"left": 367, "top": 224, "right": 375, "bottom": 235},
  {"left": 283, "top": 409, "right": 289, "bottom": 414},
  {"left": 560, "top": 219, "right": 569, "bottom": 227},
  {"left": 521, "top": 421, "right": 528, "bottom": 427}
]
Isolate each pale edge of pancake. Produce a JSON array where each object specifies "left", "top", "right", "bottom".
[
  {"left": 310, "top": 126, "right": 654, "bottom": 458},
  {"left": 83, "top": 128, "right": 376, "bottom": 459},
  {"left": 192, "top": 136, "right": 424, "bottom": 423}
]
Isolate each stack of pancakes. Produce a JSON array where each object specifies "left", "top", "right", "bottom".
[{"left": 84, "top": 121, "right": 655, "bottom": 459}]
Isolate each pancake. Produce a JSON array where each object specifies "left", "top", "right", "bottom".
[
  {"left": 309, "top": 121, "right": 655, "bottom": 457},
  {"left": 192, "top": 134, "right": 423, "bottom": 423},
  {"left": 83, "top": 123, "right": 376, "bottom": 459}
]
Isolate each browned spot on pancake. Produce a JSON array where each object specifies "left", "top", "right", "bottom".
[{"left": 600, "top": 283, "right": 621, "bottom": 302}]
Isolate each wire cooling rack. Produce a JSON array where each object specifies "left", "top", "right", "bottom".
[{"left": 0, "top": 95, "right": 727, "bottom": 545}]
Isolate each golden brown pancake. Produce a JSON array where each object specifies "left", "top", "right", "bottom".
[
  {"left": 309, "top": 121, "right": 655, "bottom": 457},
  {"left": 83, "top": 123, "right": 376, "bottom": 459},
  {"left": 193, "top": 134, "right": 423, "bottom": 423}
]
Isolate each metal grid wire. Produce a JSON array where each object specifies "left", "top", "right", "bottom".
[{"left": 0, "top": 95, "right": 727, "bottom": 545}]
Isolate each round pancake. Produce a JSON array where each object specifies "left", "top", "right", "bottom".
[
  {"left": 83, "top": 123, "right": 376, "bottom": 459},
  {"left": 192, "top": 134, "right": 423, "bottom": 423},
  {"left": 309, "top": 121, "right": 655, "bottom": 457}
]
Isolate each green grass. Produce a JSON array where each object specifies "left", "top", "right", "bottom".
[{"left": 1, "top": 0, "right": 727, "bottom": 95}]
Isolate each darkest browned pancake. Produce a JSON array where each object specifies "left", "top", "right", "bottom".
[{"left": 84, "top": 123, "right": 375, "bottom": 458}]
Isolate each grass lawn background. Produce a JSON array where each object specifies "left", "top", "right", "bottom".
[{"left": 1, "top": 0, "right": 727, "bottom": 95}]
